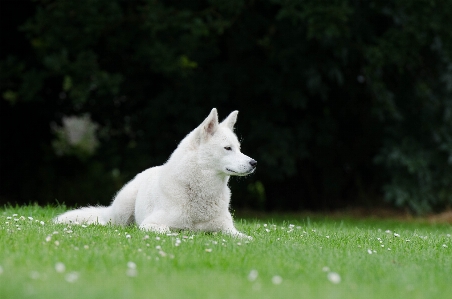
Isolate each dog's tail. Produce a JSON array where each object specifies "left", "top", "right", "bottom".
[{"left": 54, "top": 206, "right": 112, "bottom": 225}]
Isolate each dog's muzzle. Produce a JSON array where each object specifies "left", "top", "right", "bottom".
[
  {"left": 247, "top": 159, "right": 257, "bottom": 174},
  {"left": 249, "top": 159, "right": 257, "bottom": 168}
]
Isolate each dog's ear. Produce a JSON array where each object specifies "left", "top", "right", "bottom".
[
  {"left": 221, "top": 110, "right": 238, "bottom": 130},
  {"left": 199, "top": 108, "right": 219, "bottom": 141}
]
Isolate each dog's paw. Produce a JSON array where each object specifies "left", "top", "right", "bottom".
[
  {"left": 241, "top": 233, "right": 253, "bottom": 241},
  {"left": 139, "top": 223, "right": 170, "bottom": 234},
  {"left": 231, "top": 231, "right": 253, "bottom": 240}
]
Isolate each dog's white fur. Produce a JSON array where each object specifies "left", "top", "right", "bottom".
[{"left": 54, "top": 108, "right": 256, "bottom": 238}]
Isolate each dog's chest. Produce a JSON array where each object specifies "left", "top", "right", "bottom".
[{"left": 184, "top": 183, "right": 228, "bottom": 223}]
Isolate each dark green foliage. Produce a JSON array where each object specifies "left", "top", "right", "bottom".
[{"left": 1, "top": 0, "right": 451, "bottom": 213}]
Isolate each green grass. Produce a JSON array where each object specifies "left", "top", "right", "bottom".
[{"left": 1, "top": 205, "right": 451, "bottom": 299}]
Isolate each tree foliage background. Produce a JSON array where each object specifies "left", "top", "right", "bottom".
[{"left": 1, "top": 0, "right": 452, "bottom": 214}]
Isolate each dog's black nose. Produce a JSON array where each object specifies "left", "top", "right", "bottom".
[{"left": 249, "top": 159, "right": 257, "bottom": 167}]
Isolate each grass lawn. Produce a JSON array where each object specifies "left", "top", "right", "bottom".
[{"left": 0, "top": 205, "right": 451, "bottom": 299}]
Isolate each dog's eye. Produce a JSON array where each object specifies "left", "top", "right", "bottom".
[{"left": 224, "top": 146, "right": 232, "bottom": 151}]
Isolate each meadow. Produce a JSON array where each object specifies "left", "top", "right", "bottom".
[{"left": 0, "top": 205, "right": 450, "bottom": 299}]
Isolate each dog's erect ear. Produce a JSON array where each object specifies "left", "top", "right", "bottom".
[
  {"left": 221, "top": 110, "right": 238, "bottom": 130},
  {"left": 199, "top": 108, "right": 219, "bottom": 141}
]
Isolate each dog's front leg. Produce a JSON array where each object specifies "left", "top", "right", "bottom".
[{"left": 216, "top": 213, "right": 253, "bottom": 240}]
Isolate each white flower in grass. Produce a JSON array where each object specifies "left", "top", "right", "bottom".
[
  {"left": 327, "top": 272, "right": 341, "bottom": 284},
  {"left": 205, "top": 248, "right": 212, "bottom": 252},
  {"left": 271, "top": 275, "right": 283, "bottom": 285},
  {"left": 6, "top": 217, "right": 11, "bottom": 220},
  {"left": 126, "top": 262, "right": 137, "bottom": 277},
  {"left": 40, "top": 221, "right": 45, "bottom": 225},
  {"left": 443, "top": 244, "right": 448, "bottom": 248},
  {"left": 30, "top": 271, "right": 40, "bottom": 280},
  {"left": 248, "top": 270, "right": 258, "bottom": 281},
  {"left": 394, "top": 233, "right": 400, "bottom": 237},
  {"left": 385, "top": 230, "right": 392, "bottom": 234},
  {"left": 28, "top": 217, "right": 33, "bottom": 221},
  {"left": 45, "top": 235, "right": 52, "bottom": 242},
  {"left": 126, "top": 268, "right": 137, "bottom": 277},
  {"left": 65, "top": 272, "right": 79, "bottom": 283},
  {"left": 55, "top": 262, "right": 66, "bottom": 273},
  {"left": 126, "top": 234, "right": 131, "bottom": 239},
  {"left": 367, "top": 249, "right": 373, "bottom": 254},
  {"left": 13, "top": 214, "right": 18, "bottom": 217}
]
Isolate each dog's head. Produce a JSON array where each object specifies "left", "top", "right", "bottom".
[{"left": 196, "top": 108, "right": 257, "bottom": 176}]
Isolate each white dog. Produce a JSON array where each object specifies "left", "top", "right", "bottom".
[{"left": 54, "top": 108, "right": 257, "bottom": 238}]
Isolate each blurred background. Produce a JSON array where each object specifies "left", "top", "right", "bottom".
[{"left": 1, "top": 0, "right": 451, "bottom": 214}]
